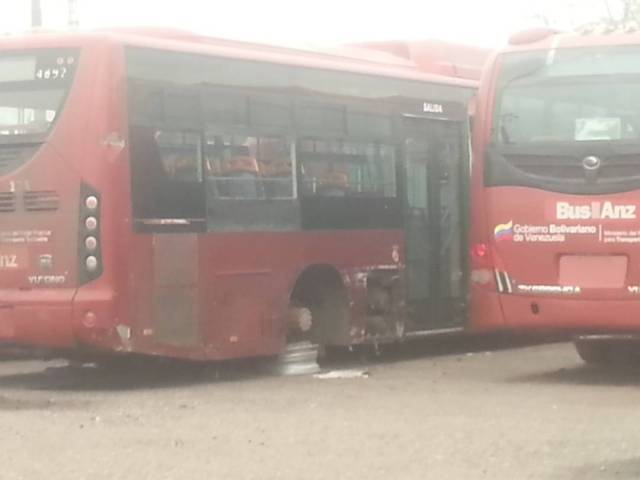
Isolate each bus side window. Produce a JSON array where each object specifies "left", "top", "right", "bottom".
[
  {"left": 154, "top": 130, "right": 203, "bottom": 182},
  {"left": 129, "top": 126, "right": 165, "bottom": 218},
  {"left": 204, "top": 134, "right": 293, "bottom": 199},
  {"left": 129, "top": 126, "right": 205, "bottom": 221},
  {"left": 299, "top": 139, "right": 396, "bottom": 198}
]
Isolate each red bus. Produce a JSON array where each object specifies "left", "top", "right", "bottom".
[
  {"left": 470, "top": 29, "right": 640, "bottom": 363},
  {"left": 0, "top": 28, "right": 477, "bottom": 362},
  {"left": 350, "top": 40, "right": 490, "bottom": 81}
]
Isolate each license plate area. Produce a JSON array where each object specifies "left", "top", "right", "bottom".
[{"left": 558, "top": 255, "right": 627, "bottom": 288}]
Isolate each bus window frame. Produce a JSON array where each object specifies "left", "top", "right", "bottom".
[{"left": 126, "top": 46, "right": 471, "bottom": 233}]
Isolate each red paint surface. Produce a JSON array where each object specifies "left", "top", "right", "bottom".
[
  {"left": 350, "top": 40, "right": 490, "bottom": 81},
  {"left": 470, "top": 32, "right": 640, "bottom": 334},
  {"left": 0, "top": 30, "right": 428, "bottom": 360}
]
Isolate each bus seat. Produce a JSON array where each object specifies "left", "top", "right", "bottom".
[
  {"left": 262, "top": 159, "right": 293, "bottom": 198},
  {"left": 222, "top": 155, "right": 259, "bottom": 175},
  {"left": 317, "top": 171, "right": 349, "bottom": 196},
  {"left": 220, "top": 155, "right": 260, "bottom": 198}
]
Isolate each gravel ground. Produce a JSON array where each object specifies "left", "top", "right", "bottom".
[{"left": 0, "top": 337, "right": 639, "bottom": 480}]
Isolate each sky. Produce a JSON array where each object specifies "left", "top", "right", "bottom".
[{"left": 0, "top": 0, "right": 613, "bottom": 48}]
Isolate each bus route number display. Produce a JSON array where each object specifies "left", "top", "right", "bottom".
[{"left": 35, "top": 55, "right": 76, "bottom": 82}]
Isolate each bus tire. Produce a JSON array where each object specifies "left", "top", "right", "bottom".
[
  {"left": 575, "top": 338, "right": 640, "bottom": 367},
  {"left": 573, "top": 338, "right": 612, "bottom": 365}
]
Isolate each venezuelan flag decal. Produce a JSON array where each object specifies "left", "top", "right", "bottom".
[{"left": 494, "top": 221, "right": 513, "bottom": 241}]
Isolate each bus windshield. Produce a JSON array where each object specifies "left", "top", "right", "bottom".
[
  {"left": 0, "top": 49, "right": 77, "bottom": 142},
  {"left": 493, "top": 46, "right": 640, "bottom": 145}
]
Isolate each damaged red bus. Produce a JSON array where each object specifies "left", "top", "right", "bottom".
[
  {"left": 0, "top": 28, "right": 478, "bottom": 361},
  {"left": 470, "top": 28, "right": 640, "bottom": 364}
]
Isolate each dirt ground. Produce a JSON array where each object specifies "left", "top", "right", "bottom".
[{"left": 0, "top": 337, "right": 639, "bottom": 480}]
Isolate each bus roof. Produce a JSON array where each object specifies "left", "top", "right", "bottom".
[
  {"left": 0, "top": 27, "right": 478, "bottom": 89},
  {"left": 348, "top": 40, "right": 490, "bottom": 81},
  {"left": 502, "top": 28, "right": 640, "bottom": 53}
]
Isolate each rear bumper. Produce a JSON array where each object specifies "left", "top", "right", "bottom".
[
  {"left": 0, "top": 302, "right": 75, "bottom": 348},
  {"left": 0, "top": 288, "right": 118, "bottom": 349},
  {"left": 498, "top": 294, "right": 640, "bottom": 332}
]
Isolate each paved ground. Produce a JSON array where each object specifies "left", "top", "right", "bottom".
[{"left": 0, "top": 337, "right": 639, "bottom": 480}]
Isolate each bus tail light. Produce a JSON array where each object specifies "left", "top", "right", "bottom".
[
  {"left": 471, "top": 243, "right": 489, "bottom": 259},
  {"left": 78, "top": 183, "right": 102, "bottom": 284},
  {"left": 85, "top": 236, "right": 98, "bottom": 251},
  {"left": 85, "top": 195, "right": 99, "bottom": 210},
  {"left": 85, "top": 216, "right": 98, "bottom": 230},
  {"left": 85, "top": 256, "right": 99, "bottom": 271},
  {"left": 470, "top": 243, "right": 495, "bottom": 275}
]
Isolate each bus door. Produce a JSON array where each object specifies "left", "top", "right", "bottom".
[{"left": 403, "top": 117, "right": 468, "bottom": 330}]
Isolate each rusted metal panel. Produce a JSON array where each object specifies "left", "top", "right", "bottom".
[
  {"left": 153, "top": 234, "right": 198, "bottom": 287},
  {"left": 153, "top": 285, "right": 199, "bottom": 345},
  {"left": 152, "top": 234, "right": 199, "bottom": 346}
]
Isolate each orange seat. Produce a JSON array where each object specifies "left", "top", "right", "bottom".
[
  {"left": 222, "top": 155, "right": 259, "bottom": 175},
  {"left": 263, "top": 159, "right": 292, "bottom": 177},
  {"left": 318, "top": 171, "right": 348, "bottom": 189}
]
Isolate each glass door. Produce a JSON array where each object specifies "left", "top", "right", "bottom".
[{"left": 403, "top": 118, "right": 468, "bottom": 330}]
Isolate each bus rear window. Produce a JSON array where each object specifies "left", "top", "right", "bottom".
[
  {"left": 0, "top": 49, "right": 78, "bottom": 142},
  {"left": 493, "top": 47, "right": 640, "bottom": 145},
  {"left": 486, "top": 47, "right": 640, "bottom": 193}
]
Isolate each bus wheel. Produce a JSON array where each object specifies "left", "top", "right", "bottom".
[
  {"left": 574, "top": 338, "right": 640, "bottom": 367},
  {"left": 573, "top": 338, "right": 612, "bottom": 365},
  {"left": 289, "top": 265, "right": 350, "bottom": 348}
]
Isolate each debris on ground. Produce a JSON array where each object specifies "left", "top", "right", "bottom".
[{"left": 313, "top": 369, "right": 370, "bottom": 379}]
